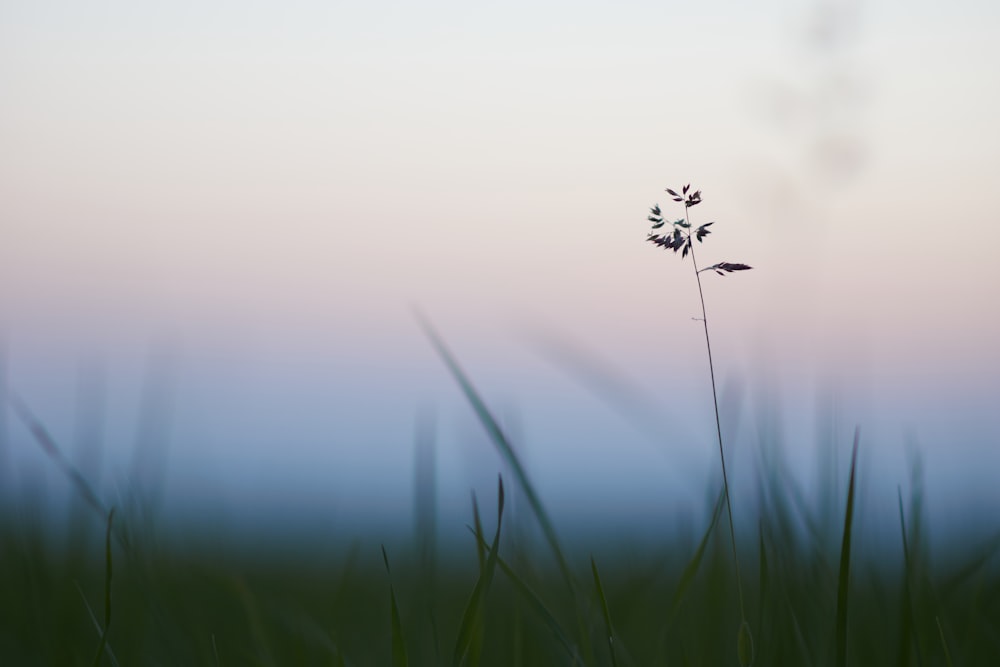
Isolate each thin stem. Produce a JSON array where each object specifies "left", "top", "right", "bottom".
[{"left": 684, "top": 205, "right": 747, "bottom": 623}]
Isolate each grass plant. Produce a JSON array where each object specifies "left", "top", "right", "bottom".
[
  {"left": 646, "top": 184, "right": 754, "bottom": 664},
  {"left": 1, "top": 205, "right": 998, "bottom": 663}
]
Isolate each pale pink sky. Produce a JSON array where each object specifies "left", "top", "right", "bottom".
[{"left": 1, "top": 0, "right": 998, "bottom": 536}]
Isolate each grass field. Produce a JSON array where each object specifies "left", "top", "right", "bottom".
[
  {"left": 3, "top": 466, "right": 999, "bottom": 666},
  {"left": 2, "top": 346, "right": 999, "bottom": 666}
]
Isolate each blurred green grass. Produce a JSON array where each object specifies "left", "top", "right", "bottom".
[
  {"left": 2, "top": 340, "right": 999, "bottom": 665},
  {"left": 3, "top": 486, "right": 998, "bottom": 666}
]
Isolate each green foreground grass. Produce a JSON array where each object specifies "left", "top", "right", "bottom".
[
  {"left": 2, "top": 495, "right": 999, "bottom": 666},
  {"left": 3, "top": 331, "right": 999, "bottom": 665}
]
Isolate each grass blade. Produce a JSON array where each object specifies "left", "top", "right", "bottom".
[
  {"left": 418, "top": 315, "right": 596, "bottom": 664},
  {"left": 381, "top": 546, "right": 409, "bottom": 667},
  {"left": 527, "top": 330, "right": 697, "bottom": 450},
  {"left": 471, "top": 492, "right": 486, "bottom": 572},
  {"left": 417, "top": 315, "right": 573, "bottom": 592},
  {"left": 669, "top": 486, "right": 725, "bottom": 623},
  {"left": 940, "top": 530, "right": 1000, "bottom": 601},
  {"left": 75, "top": 584, "right": 121, "bottom": 667},
  {"left": 897, "top": 486, "right": 920, "bottom": 667},
  {"left": 453, "top": 476, "right": 505, "bottom": 667},
  {"left": 783, "top": 588, "right": 814, "bottom": 667},
  {"left": 466, "top": 493, "right": 486, "bottom": 665},
  {"left": 591, "top": 557, "right": 620, "bottom": 667},
  {"left": 835, "top": 428, "right": 860, "bottom": 667},
  {"left": 10, "top": 393, "right": 108, "bottom": 517},
  {"left": 467, "top": 527, "right": 581, "bottom": 665},
  {"left": 91, "top": 508, "right": 115, "bottom": 667},
  {"left": 936, "top": 616, "right": 955, "bottom": 667}
]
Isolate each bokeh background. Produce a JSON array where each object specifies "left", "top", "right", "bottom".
[{"left": 1, "top": 0, "right": 998, "bottom": 548}]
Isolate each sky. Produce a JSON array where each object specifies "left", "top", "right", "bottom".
[{"left": 1, "top": 0, "right": 998, "bottom": 545}]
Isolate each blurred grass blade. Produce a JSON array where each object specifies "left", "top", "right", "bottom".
[
  {"left": 453, "top": 476, "right": 505, "bottom": 667},
  {"left": 897, "top": 485, "right": 913, "bottom": 572},
  {"left": 591, "top": 557, "right": 620, "bottom": 667},
  {"left": 91, "top": 508, "right": 115, "bottom": 667},
  {"left": 757, "top": 522, "right": 769, "bottom": 632},
  {"left": 737, "top": 620, "right": 754, "bottom": 667},
  {"left": 419, "top": 315, "right": 593, "bottom": 663},
  {"left": 381, "top": 546, "right": 409, "bottom": 667},
  {"left": 466, "top": 492, "right": 486, "bottom": 665},
  {"left": 896, "top": 486, "right": 918, "bottom": 667},
  {"left": 471, "top": 492, "right": 486, "bottom": 572},
  {"left": 755, "top": 522, "right": 768, "bottom": 665},
  {"left": 784, "top": 589, "right": 814, "bottom": 667},
  {"left": 75, "top": 584, "right": 121, "bottom": 667},
  {"left": 669, "top": 487, "right": 725, "bottom": 622},
  {"left": 10, "top": 393, "right": 108, "bottom": 517},
  {"left": 417, "top": 314, "right": 575, "bottom": 594},
  {"left": 468, "top": 527, "right": 581, "bottom": 665},
  {"left": 527, "top": 330, "right": 696, "bottom": 449},
  {"left": 835, "top": 428, "right": 860, "bottom": 667},
  {"left": 935, "top": 617, "right": 954, "bottom": 667},
  {"left": 941, "top": 530, "right": 1000, "bottom": 600}
]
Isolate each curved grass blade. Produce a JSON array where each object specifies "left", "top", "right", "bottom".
[
  {"left": 10, "top": 393, "right": 108, "bottom": 517},
  {"left": 417, "top": 314, "right": 574, "bottom": 592},
  {"left": 940, "top": 530, "right": 1000, "bottom": 601},
  {"left": 669, "top": 486, "right": 725, "bottom": 623},
  {"left": 91, "top": 508, "right": 115, "bottom": 667},
  {"left": 471, "top": 492, "right": 486, "bottom": 572},
  {"left": 783, "top": 588, "right": 814, "bottom": 667},
  {"left": 467, "top": 527, "right": 581, "bottom": 665},
  {"left": 75, "top": 584, "right": 121, "bottom": 667},
  {"left": 467, "top": 493, "right": 486, "bottom": 665},
  {"left": 835, "top": 428, "right": 860, "bottom": 667},
  {"left": 419, "top": 314, "right": 592, "bottom": 664},
  {"left": 526, "top": 330, "right": 698, "bottom": 451},
  {"left": 935, "top": 617, "right": 955, "bottom": 667},
  {"left": 453, "top": 476, "right": 505, "bottom": 667},
  {"left": 381, "top": 546, "right": 409, "bottom": 667},
  {"left": 591, "top": 557, "right": 620, "bottom": 667}
]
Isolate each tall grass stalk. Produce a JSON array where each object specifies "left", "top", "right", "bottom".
[{"left": 646, "top": 185, "right": 753, "bottom": 664}]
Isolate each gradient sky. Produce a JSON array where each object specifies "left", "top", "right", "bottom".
[{"left": 1, "top": 0, "right": 998, "bottom": 541}]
